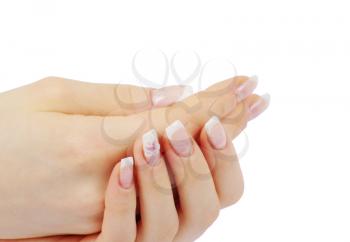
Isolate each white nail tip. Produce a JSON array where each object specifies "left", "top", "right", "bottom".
[
  {"left": 236, "top": 76, "right": 258, "bottom": 93},
  {"left": 249, "top": 75, "right": 258, "bottom": 83},
  {"left": 142, "top": 129, "right": 160, "bottom": 160},
  {"left": 204, "top": 116, "right": 220, "bottom": 134},
  {"left": 166, "top": 120, "right": 185, "bottom": 140},
  {"left": 204, "top": 116, "right": 227, "bottom": 149},
  {"left": 261, "top": 93, "right": 271, "bottom": 105},
  {"left": 120, "top": 157, "right": 134, "bottom": 169},
  {"left": 235, "top": 76, "right": 258, "bottom": 102}
]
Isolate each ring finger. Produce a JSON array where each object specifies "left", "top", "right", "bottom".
[{"left": 163, "top": 120, "right": 221, "bottom": 242}]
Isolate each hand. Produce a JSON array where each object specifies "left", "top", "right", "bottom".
[
  {"left": 0, "top": 156, "right": 137, "bottom": 242},
  {"left": 116, "top": 118, "right": 247, "bottom": 242},
  {"left": 0, "top": 77, "right": 190, "bottom": 239},
  {"left": 0, "top": 76, "right": 269, "bottom": 238},
  {"left": 1, "top": 116, "right": 250, "bottom": 242}
]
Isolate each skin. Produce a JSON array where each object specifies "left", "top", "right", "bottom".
[
  {"left": 0, "top": 76, "right": 268, "bottom": 239},
  {"left": 0, "top": 121, "right": 244, "bottom": 242}
]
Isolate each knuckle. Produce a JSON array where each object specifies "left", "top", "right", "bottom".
[
  {"left": 62, "top": 184, "right": 104, "bottom": 234},
  {"left": 36, "top": 76, "right": 71, "bottom": 100},
  {"left": 75, "top": 184, "right": 104, "bottom": 218}
]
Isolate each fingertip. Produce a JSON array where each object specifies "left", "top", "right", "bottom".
[
  {"left": 105, "top": 158, "right": 136, "bottom": 203},
  {"left": 199, "top": 119, "right": 214, "bottom": 152},
  {"left": 245, "top": 93, "right": 270, "bottom": 120},
  {"left": 203, "top": 116, "right": 227, "bottom": 150},
  {"left": 98, "top": 157, "right": 137, "bottom": 242},
  {"left": 165, "top": 120, "right": 194, "bottom": 157}
]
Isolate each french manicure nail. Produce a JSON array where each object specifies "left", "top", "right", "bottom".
[
  {"left": 205, "top": 116, "right": 227, "bottom": 150},
  {"left": 166, "top": 120, "right": 193, "bottom": 157},
  {"left": 142, "top": 129, "right": 161, "bottom": 166},
  {"left": 151, "top": 85, "right": 193, "bottom": 107},
  {"left": 119, "top": 157, "right": 134, "bottom": 189},
  {"left": 248, "top": 93, "right": 271, "bottom": 120},
  {"left": 235, "top": 76, "right": 258, "bottom": 102}
]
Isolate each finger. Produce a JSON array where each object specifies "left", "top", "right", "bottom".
[
  {"left": 133, "top": 129, "right": 179, "bottom": 242},
  {"left": 149, "top": 76, "right": 257, "bottom": 135},
  {"left": 95, "top": 157, "right": 137, "bottom": 242},
  {"left": 99, "top": 77, "right": 267, "bottom": 151},
  {"left": 221, "top": 93, "right": 270, "bottom": 140},
  {"left": 200, "top": 116, "right": 244, "bottom": 208},
  {"left": 3, "top": 76, "right": 192, "bottom": 115},
  {"left": 163, "top": 120, "right": 220, "bottom": 242}
]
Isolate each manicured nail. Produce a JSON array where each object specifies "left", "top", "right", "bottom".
[
  {"left": 151, "top": 85, "right": 193, "bottom": 107},
  {"left": 205, "top": 116, "right": 227, "bottom": 150},
  {"left": 142, "top": 129, "right": 161, "bottom": 166},
  {"left": 248, "top": 93, "right": 270, "bottom": 120},
  {"left": 119, "top": 157, "right": 134, "bottom": 189},
  {"left": 235, "top": 76, "right": 258, "bottom": 102},
  {"left": 166, "top": 120, "right": 193, "bottom": 157}
]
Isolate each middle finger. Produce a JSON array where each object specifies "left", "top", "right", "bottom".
[{"left": 133, "top": 129, "right": 179, "bottom": 242}]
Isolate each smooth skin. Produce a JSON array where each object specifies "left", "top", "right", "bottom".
[
  {"left": 0, "top": 160, "right": 138, "bottom": 242},
  {"left": 0, "top": 118, "right": 245, "bottom": 242},
  {"left": 0, "top": 76, "right": 268, "bottom": 239}
]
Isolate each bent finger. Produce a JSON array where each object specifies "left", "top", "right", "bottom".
[
  {"left": 200, "top": 116, "right": 244, "bottom": 208},
  {"left": 96, "top": 157, "right": 137, "bottom": 242}
]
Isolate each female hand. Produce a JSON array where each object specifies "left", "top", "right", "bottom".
[
  {"left": 0, "top": 76, "right": 269, "bottom": 238},
  {"left": 0, "top": 156, "right": 137, "bottom": 242},
  {"left": 120, "top": 118, "right": 246, "bottom": 242},
  {"left": 1, "top": 115, "right": 254, "bottom": 242}
]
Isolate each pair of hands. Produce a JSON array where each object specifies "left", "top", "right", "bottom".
[{"left": 0, "top": 76, "right": 269, "bottom": 241}]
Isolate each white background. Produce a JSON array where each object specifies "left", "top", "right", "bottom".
[{"left": 0, "top": 0, "right": 349, "bottom": 241}]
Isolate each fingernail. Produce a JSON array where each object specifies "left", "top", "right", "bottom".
[
  {"left": 119, "top": 157, "right": 134, "bottom": 189},
  {"left": 151, "top": 85, "right": 193, "bottom": 107},
  {"left": 205, "top": 116, "right": 227, "bottom": 150},
  {"left": 235, "top": 76, "right": 258, "bottom": 102},
  {"left": 248, "top": 93, "right": 271, "bottom": 120},
  {"left": 142, "top": 129, "right": 161, "bottom": 166},
  {"left": 166, "top": 120, "right": 193, "bottom": 157}
]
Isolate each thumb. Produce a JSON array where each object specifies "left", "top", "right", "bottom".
[{"left": 3, "top": 76, "right": 192, "bottom": 116}]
